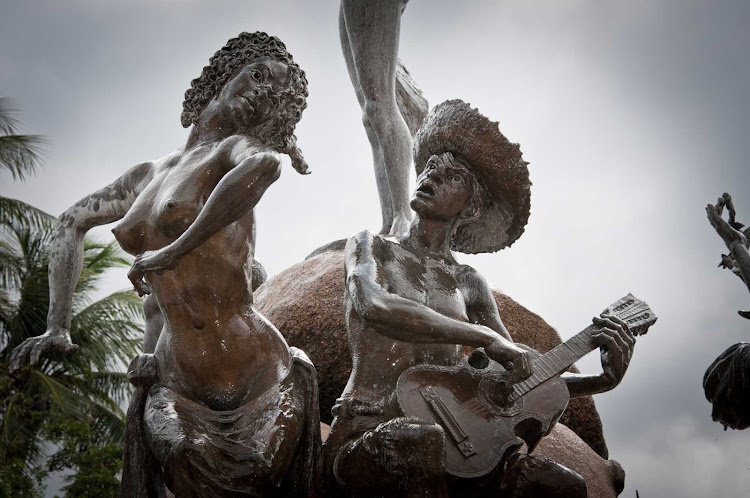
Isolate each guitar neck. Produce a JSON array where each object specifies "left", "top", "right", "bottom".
[
  {"left": 510, "top": 325, "right": 599, "bottom": 400},
  {"left": 508, "top": 293, "right": 657, "bottom": 402}
]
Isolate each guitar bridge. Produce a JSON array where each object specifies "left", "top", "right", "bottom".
[{"left": 420, "top": 386, "right": 477, "bottom": 459}]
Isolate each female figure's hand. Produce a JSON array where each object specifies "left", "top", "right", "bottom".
[
  {"left": 10, "top": 328, "right": 79, "bottom": 373},
  {"left": 128, "top": 248, "right": 180, "bottom": 296}
]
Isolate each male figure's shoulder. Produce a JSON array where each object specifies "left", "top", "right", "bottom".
[
  {"left": 344, "top": 230, "right": 394, "bottom": 266},
  {"left": 453, "top": 262, "right": 497, "bottom": 308},
  {"left": 454, "top": 262, "right": 484, "bottom": 287}
]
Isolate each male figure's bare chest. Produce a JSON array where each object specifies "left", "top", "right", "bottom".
[{"left": 380, "top": 242, "right": 469, "bottom": 321}]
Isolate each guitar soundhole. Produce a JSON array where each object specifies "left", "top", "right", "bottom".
[
  {"left": 479, "top": 377, "right": 523, "bottom": 416},
  {"left": 468, "top": 348, "right": 490, "bottom": 369}
]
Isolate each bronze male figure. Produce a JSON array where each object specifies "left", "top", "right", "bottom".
[{"left": 326, "top": 100, "right": 636, "bottom": 497}]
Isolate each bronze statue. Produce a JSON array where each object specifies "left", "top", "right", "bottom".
[
  {"left": 704, "top": 342, "right": 750, "bottom": 430},
  {"left": 704, "top": 194, "right": 750, "bottom": 430},
  {"left": 325, "top": 100, "right": 637, "bottom": 497},
  {"left": 706, "top": 193, "right": 750, "bottom": 319},
  {"left": 339, "top": 0, "right": 416, "bottom": 236},
  {"left": 9, "top": 32, "right": 320, "bottom": 497}
]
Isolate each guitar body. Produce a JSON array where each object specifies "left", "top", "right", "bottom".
[{"left": 394, "top": 354, "right": 569, "bottom": 479}]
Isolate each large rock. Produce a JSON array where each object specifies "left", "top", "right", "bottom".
[
  {"left": 254, "top": 249, "right": 608, "bottom": 458},
  {"left": 536, "top": 424, "right": 625, "bottom": 498}
]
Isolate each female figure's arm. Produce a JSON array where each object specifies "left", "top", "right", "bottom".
[
  {"left": 10, "top": 162, "right": 152, "bottom": 371},
  {"left": 128, "top": 148, "right": 281, "bottom": 296}
]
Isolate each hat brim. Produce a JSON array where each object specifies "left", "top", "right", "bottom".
[{"left": 413, "top": 99, "right": 531, "bottom": 254}]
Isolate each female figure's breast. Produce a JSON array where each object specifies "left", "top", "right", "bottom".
[{"left": 112, "top": 148, "right": 225, "bottom": 254}]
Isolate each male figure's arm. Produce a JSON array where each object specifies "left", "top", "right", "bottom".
[
  {"left": 562, "top": 315, "right": 636, "bottom": 397},
  {"left": 344, "top": 231, "right": 529, "bottom": 371},
  {"left": 458, "top": 264, "right": 636, "bottom": 395}
]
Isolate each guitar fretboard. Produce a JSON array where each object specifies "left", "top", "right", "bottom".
[
  {"left": 509, "top": 325, "right": 598, "bottom": 402},
  {"left": 507, "top": 293, "right": 656, "bottom": 403}
]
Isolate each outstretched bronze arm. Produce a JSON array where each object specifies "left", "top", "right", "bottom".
[
  {"left": 707, "top": 193, "right": 750, "bottom": 317},
  {"left": 10, "top": 161, "right": 153, "bottom": 372},
  {"left": 563, "top": 315, "right": 636, "bottom": 397}
]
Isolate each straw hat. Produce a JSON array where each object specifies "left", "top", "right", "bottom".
[{"left": 413, "top": 99, "right": 531, "bottom": 254}]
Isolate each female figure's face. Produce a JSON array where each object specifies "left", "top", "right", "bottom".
[{"left": 207, "top": 57, "right": 290, "bottom": 131}]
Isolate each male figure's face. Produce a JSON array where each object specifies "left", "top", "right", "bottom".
[{"left": 410, "top": 154, "right": 477, "bottom": 222}]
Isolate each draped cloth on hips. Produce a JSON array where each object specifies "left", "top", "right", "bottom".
[{"left": 120, "top": 347, "right": 321, "bottom": 498}]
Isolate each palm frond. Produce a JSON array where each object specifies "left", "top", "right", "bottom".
[
  {"left": 0, "top": 230, "right": 53, "bottom": 355},
  {"left": 0, "top": 196, "right": 56, "bottom": 232},
  {"left": 0, "top": 98, "right": 21, "bottom": 135},
  {"left": 28, "top": 370, "right": 86, "bottom": 419},
  {"left": 69, "top": 291, "right": 143, "bottom": 371},
  {"left": 0, "top": 390, "right": 45, "bottom": 465},
  {"left": 89, "top": 401, "right": 127, "bottom": 444},
  {"left": 82, "top": 370, "right": 131, "bottom": 403},
  {"left": 53, "top": 370, "right": 131, "bottom": 408},
  {"left": 0, "top": 135, "right": 48, "bottom": 181},
  {"left": 40, "top": 371, "right": 128, "bottom": 444},
  {"left": 0, "top": 241, "right": 25, "bottom": 291},
  {"left": 73, "top": 240, "right": 131, "bottom": 301}
]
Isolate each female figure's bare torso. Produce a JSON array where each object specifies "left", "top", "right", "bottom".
[{"left": 113, "top": 137, "right": 290, "bottom": 411}]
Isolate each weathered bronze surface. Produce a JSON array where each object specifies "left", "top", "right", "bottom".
[
  {"left": 706, "top": 193, "right": 750, "bottom": 318},
  {"left": 254, "top": 250, "right": 615, "bottom": 459},
  {"left": 325, "top": 100, "right": 637, "bottom": 497},
  {"left": 10, "top": 32, "right": 320, "bottom": 497},
  {"left": 339, "top": 0, "right": 427, "bottom": 236},
  {"left": 5, "top": 10, "right": 646, "bottom": 494},
  {"left": 704, "top": 193, "right": 750, "bottom": 430},
  {"left": 394, "top": 294, "right": 655, "bottom": 480}
]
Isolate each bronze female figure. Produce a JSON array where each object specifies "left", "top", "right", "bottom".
[{"left": 10, "top": 32, "right": 320, "bottom": 497}]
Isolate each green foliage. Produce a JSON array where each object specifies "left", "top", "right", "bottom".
[
  {"left": 45, "top": 418, "right": 122, "bottom": 498},
  {"left": 0, "top": 97, "right": 48, "bottom": 181},
  {"left": 0, "top": 458, "right": 46, "bottom": 498},
  {"left": 0, "top": 195, "right": 143, "bottom": 493}
]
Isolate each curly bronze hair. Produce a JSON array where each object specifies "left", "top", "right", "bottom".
[{"left": 182, "top": 32, "right": 310, "bottom": 173}]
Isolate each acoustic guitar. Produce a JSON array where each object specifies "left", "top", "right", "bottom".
[{"left": 393, "top": 293, "right": 657, "bottom": 479}]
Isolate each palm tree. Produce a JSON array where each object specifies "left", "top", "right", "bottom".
[
  {"left": 0, "top": 99, "right": 143, "bottom": 495},
  {"left": 0, "top": 97, "right": 50, "bottom": 238},
  {"left": 0, "top": 208, "right": 143, "bottom": 487},
  {"left": 0, "top": 97, "right": 46, "bottom": 181}
]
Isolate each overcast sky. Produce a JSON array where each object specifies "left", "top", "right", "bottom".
[{"left": 3, "top": 0, "right": 750, "bottom": 496}]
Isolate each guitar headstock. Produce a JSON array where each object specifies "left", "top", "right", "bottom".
[{"left": 600, "top": 293, "right": 657, "bottom": 336}]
